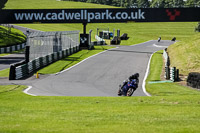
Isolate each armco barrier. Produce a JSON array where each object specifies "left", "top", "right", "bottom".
[
  {"left": 187, "top": 72, "right": 200, "bottom": 89},
  {"left": 9, "top": 45, "right": 79, "bottom": 80},
  {"left": 163, "top": 49, "right": 170, "bottom": 80},
  {"left": 0, "top": 43, "right": 25, "bottom": 54}
]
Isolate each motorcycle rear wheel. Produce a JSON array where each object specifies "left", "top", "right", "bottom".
[{"left": 118, "top": 89, "right": 122, "bottom": 96}]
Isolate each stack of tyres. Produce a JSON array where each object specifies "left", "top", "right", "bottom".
[
  {"left": 110, "top": 36, "right": 121, "bottom": 45},
  {"left": 187, "top": 72, "right": 200, "bottom": 89},
  {"left": 120, "top": 33, "right": 128, "bottom": 40}
]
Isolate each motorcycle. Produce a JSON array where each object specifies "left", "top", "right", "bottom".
[{"left": 118, "top": 79, "right": 138, "bottom": 96}]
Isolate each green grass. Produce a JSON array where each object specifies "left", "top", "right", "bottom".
[
  {"left": 0, "top": 84, "right": 200, "bottom": 132},
  {"left": 16, "top": 22, "right": 198, "bottom": 46},
  {"left": 0, "top": 26, "right": 26, "bottom": 47},
  {"left": 146, "top": 50, "right": 200, "bottom": 96},
  {"left": 0, "top": 53, "right": 9, "bottom": 57},
  {"left": 146, "top": 50, "right": 163, "bottom": 81},
  {"left": 5, "top": 0, "right": 116, "bottom": 9},
  {"left": 146, "top": 82, "right": 200, "bottom": 96},
  {"left": 38, "top": 46, "right": 114, "bottom": 74},
  {"left": 168, "top": 33, "right": 200, "bottom": 75},
  {"left": 0, "top": 68, "right": 9, "bottom": 77}
]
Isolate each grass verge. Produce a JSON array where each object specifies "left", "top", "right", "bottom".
[
  {"left": 168, "top": 33, "right": 200, "bottom": 75},
  {"left": 0, "top": 26, "right": 26, "bottom": 47},
  {"left": 0, "top": 53, "right": 10, "bottom": 57},
  {"left": 38, "top": 46, "right": 114, "bottom": 74},
  {"left": 146, "top": 50, "right": 200, "bottom": 96},
  {"left": 0, "top": 85, "right": 200, "bottom": 132},
  {"left": 5, "top": 0, "right": 116, "bottom": 9},
  {"left": 0, "top": 68, "right": 9, "bottom": 77}
]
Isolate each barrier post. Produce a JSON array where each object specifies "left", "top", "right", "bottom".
[
  {"left": 25, "top": 45, "right": 30, "bottom": 63},
  {"left": 9, "top": 65, "right": 16, "bottom": 80}
]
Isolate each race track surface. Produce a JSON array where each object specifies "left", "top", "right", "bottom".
[
  {"left": 27, "top": 40, "right": 174, "bottom": 96},
  {"left": 0, "top": 53, "right": 24, "bottom": 70}
]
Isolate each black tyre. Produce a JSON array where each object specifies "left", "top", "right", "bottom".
[{"left": 126, "top": 87, "right": 135, "bottom": 96}]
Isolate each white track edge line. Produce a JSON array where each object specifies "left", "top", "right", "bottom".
[
  {"left": 23, "top": 86, "right": 37, "bottom": 96},
  {"left": 142, "top": 52, "right": 155, "bottom": 97}
]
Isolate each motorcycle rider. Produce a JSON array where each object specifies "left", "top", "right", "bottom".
[
  {"left": 118, "top": 73, "right": 139, "bottom": 95},
  {"left": 128, "top": 73, "right": 139, "bottom": 88}
]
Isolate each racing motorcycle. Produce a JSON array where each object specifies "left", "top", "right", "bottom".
[{"left": 118, "top": 79, "right": 138, "bottom": 96}]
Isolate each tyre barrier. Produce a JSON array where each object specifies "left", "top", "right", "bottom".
[
  {"left": 187, "top": 72, "right": 200, "bottom": 89},
  {"left": 91, "top": 41, "right": 106, "bottom": 45},
  {"left": 0, "top": 43, "right": 26, "bottom": 54},
  {"left": 110, "top": 36, "right": 121, "bottom": 45},
  {"left": 120, "top": 33, "right": 128, "bottom": 40},
  {"left": 9, "top": 46, "right": 79, "bottom": 80}
]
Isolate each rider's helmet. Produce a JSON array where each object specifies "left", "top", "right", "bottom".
[
  {"left": 129, "top": 73, "right": 139, "bottom": 80},
  {"left": 134, "top": 73, "right": 139, "bottom": 78}
]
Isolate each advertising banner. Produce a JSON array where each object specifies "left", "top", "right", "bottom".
[{"left": 0, "top": 8, "right": 200, "bottom": 24}]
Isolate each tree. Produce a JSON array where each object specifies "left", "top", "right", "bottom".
[
  {"left": 185, "top": 0, "right": 200, "bottom": 7},
  {"left": 173, "top": 0, "right": 185, "bottom": 7},
  {"left": 150, "top": 0, "right": 185, "bottom": 8},
  {"left": 0, "top": 0, "right": 8, "bottom": 9},
  {"left": 150, "top": 0, "right": 166, "bottom": 8},
  {"left": 137, "top": 0, "right": 150, "bottom": 8}
]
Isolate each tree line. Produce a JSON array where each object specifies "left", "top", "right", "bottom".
[{"left": 64, "top": 0, "right": 200, "bottom": 8}]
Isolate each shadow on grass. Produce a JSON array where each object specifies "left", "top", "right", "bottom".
[
  {"left": 0, "top": 26, "right": 26, "bottom": 47},
  {"left": 59, "top": 50, "right": 91, "bottom": 72},
  {"left": 0, "top": 85, "right": 20, "bottom": 94}
]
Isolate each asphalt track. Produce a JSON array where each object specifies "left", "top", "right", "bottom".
[
  {"left": 26, "top": 40, "right": 174, "bottom": 96},
  {"left": 0, "top": 53, "right": 24, "bottom": 70}
]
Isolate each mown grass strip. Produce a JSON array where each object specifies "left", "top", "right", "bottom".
[
  {"left": 146, "top": 50, "right": 163, "bottom": 82},
  {"left": 5, "top": 0, "right": 116, "bottom": 9},
  {"left": 0, "top": 68, "right": 9, "bottom": 77},
  {"left": 145, "top": 50, "right": 200, "bottom": 96},
  {"left": 0, "top": 85, "right": 20, "bottom": 93},
  {"left": 0, "top": 53, "right": 10, "bottom": 57},
  {"left": 0, "top": 84, "right": 200, "bottom": 133},
  {"left": 0, "top": 26, "right": 26, "bottom": 47}
]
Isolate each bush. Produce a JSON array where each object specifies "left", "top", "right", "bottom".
[{"left": 187, "top": 72, "right": 200, "bottom": 89}]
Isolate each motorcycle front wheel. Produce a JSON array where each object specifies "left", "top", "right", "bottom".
[{"left": 126, "top": 87, "right": 135, "bottom": 96}]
